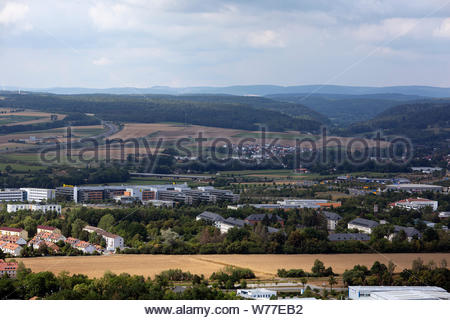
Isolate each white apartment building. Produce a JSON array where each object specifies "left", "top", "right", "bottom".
[
  {"left": 7, "top": 204, "right": 61, "bottom": 214},
  {"left": 20, "top": 188, "right": 55, "bottom": 202},
  {"left": 0, "top": 189, "right": 24, "bottom": 202}
]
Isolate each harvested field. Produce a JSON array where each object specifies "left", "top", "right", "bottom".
[
  {"left": 109, "top": 123, "right": 388, "bottom": 149},
  {"left": 15, "top": 253, "right": 450, "bottom": 279},
  {"left": 0, "top": 110, "right": 66, "bottom": 126}
]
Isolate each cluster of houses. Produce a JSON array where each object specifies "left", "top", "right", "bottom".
[
  {"left": 345, "top": 217, "right": 422, "bottom": 242},
  {"left": 0, "top": 224, "right": 124, "bottom": 257},
  {"left": 196, "top": 211, "right": 283, "bottom": 234}
]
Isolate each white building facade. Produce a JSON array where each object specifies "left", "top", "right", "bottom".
[
  {"left": 0, "top": 189, "right": 24, "bottom": 202},
  {"left": 7, "top": 204, "right": 61, "bottom": 214},
  {"left": 20, "top": 188, "right": 56, "bottom": 202}
]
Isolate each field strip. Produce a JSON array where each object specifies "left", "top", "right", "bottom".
[{"left": 192, "top": 256, "right": 276, "bottom": 277}]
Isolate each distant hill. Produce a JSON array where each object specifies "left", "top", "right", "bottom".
[
  {"left": 0, "top": 92, "right": 325, "bottom": 132},
  {"left": 266, "top": 93, "right": 427, "bottom": 125},
  {"left": 344, "top": 100, "right": 450, "bottom": 144},
  {"left": 5, "top": 84, "right": 450, "bottom": 98},
  {"left": 155, "top": 94, "right": 330, "bottom": 124}
]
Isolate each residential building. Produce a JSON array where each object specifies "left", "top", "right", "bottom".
[
  {"left": 386, "top": 184, "right": 443, "bottom": 193},
  {"left": 196, "top": 211, "right": 224, "bottom": 224},
  {"left": 217, "top": 217, "right": 249, "bottom": 234},
  {"left": 439, "top": 212, "right": 450, "bottom": 219},
  {"left": 322, "top": 211, "right": 342, "bottom": 230},
  {"left": 328, "top": 233, "right": 371, "bottom": 241},
  {"left": 245, "top": 214, "right": 284, "bottom": 226},
  {"left": 7, "top": 204, "right": 61, "bottom": 214},
  {"left": 348, "top": 286, "right": 450, "bottom": 300},
  {"left": 389, "top": 226, "right": 422, "bottom": 241},
  {"left": 0, "top": 189, "right": 24, "bottom": 202},
  {"left": 0, "top": 259, "right": 18, "bottom": 278},
  {"left": 82, "top": 226, "right": 124, "bottom": 251},
  {"left": 237, "top": 288, "right": 277, "bottom": 300},
  {"left": 20, "top": 188, "right": 55, "bottom": 202},
  {"left": 37, "top": 225, "right": 61, "bottom": 234},
  {"left": 0, "top": 227, "right": 28, "bottom": 240},
  {"left": 1, "top": 242, "right": 22, "bottom": 256},
  {"left": 0, "top": 235, "right": 27, "bottom": 245},
  {"left": 73, "top": 241, "right": 96, "bottom": 254},
  {"left": 348, "top": 218, "right": 379, "bottom": 234},
  {"left": 390, "top": 198, "right": 438, "bottom": 211}
]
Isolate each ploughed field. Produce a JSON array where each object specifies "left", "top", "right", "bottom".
[{"left": 15, "top": 253, "right": 450, "bottom": 279}]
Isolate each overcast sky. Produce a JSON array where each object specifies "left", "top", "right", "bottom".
[{"left": 1, "top": 0, "right": 450, "bottom": 88}]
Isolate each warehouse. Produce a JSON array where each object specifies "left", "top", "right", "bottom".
[
  {"left": 386, "top": 184, "right": 443, "bottom": 193},
  {"left": 349, "top": 286, "right": 450, "bottom": 300}
]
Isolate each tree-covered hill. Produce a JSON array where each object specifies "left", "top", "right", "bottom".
[
  {"left": 343, "top": 100, "right": 450, "bottom": 144},
  {"left": 267, "top": 93, "right": 426, "bottom": 125},
  {"left": 0, "top": 92, "right": 326, "bottom": 132}
]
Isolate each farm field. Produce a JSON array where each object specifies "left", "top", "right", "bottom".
[
  {"left": 15, "top": 253, "right": 450, "bottom": 279},
  {"left": 0, "top": 109, "right": 66, "bottom": 126},
  {"left": 108, "top": 123, "right": 389, "bottom": 149}
]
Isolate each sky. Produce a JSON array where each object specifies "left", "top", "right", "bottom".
[{"left": 1, "top": 0, "right": 450, "bottom": 88}]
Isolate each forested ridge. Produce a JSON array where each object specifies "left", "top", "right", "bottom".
[{"left": 0, "top": 92, "right": 325, "bottom": 132}]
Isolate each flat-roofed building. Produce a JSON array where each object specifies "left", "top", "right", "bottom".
[
  {"left": 328, "top": 233, "right": 370, "bottom": 241},
  {"left": 0, "top": 189, "right": 24, "bottom": 202},
  {"left": 20, "top": 188, "right": 55, "bottom": 202},
  {"left": 349, "top": 286, "right": 450, "bottom": 300},
  {"left": 7, "top": 204, "right": 61, "bottom": 214},
  {"left": 386, "top": 184, "right": 443, "bottom": 193},
  {"left": 237, "top": 288, "right": 277, "bottom": 300}
]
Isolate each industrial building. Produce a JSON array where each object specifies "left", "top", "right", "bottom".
[
  {"left": 349, "top": 286, "right": 450, "bottom": 300},
  {"left": 386, "top": 184, "right": 443, "bottom": 193},
  {"left": 236, "top": 288, "right": 277, "bottom": 300}
]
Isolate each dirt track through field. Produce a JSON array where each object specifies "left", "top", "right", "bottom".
[{"left": 15, "top": 253, "right": 450, "bottom": 279}]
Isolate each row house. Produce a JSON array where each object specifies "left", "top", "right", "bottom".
[
  {"left": 0, "top": 227, "right": 28, "bottom": 240},
  {"left": 0, "top": 259, "right": 18, "bottom": 278},
  {"left": 0, "top": 235, "right": 27, "bottom": 246},
  {"left": 0, "top": 242, "right": 22, "bottom": 256}
]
